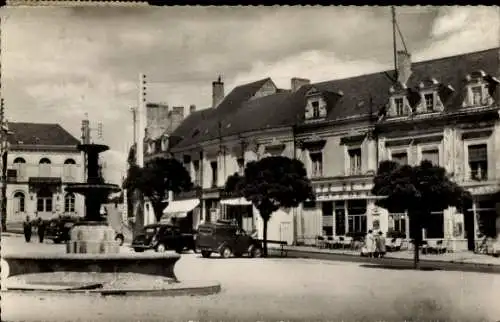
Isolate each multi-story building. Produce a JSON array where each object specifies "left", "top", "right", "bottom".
[
  {"left": 6, "top": 122, "right": 84, "bottom": 222},
  {"left": 161, "top": 47, "right": 499, "bottom": 251}
]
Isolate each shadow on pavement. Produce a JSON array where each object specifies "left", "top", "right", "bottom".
[{"left": 359, "top": 264, "right": 442, "bottom": 271}]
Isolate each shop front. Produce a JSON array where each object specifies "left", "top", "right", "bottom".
[{"left": 162, "top": 198, "right": 200, "bottom": 231}]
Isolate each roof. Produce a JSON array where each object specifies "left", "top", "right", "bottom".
[
  {"left": 170, "top": 47, "right": 499, "bottom": 152},
  {"left": 7, "top": 122, "right": 80, "bottom": 146}
]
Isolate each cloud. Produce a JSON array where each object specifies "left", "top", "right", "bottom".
[
  {"left": 415, "top": 6, "right": 499, "bottom": 61},
  {"left": 2, "top": 6, "right": 497, "bottom": 185}
]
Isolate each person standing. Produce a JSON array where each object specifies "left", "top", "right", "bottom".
[
  {"left": 376, "top": 231, "right": 387, "bottom": 258},
  {"left": 365, "top": 230, "right": 375, "bottom": 258},
  {"left": 23, "top": 215, "right": 32, "bottom": 243},
  {"left": 37, "top": 217, "right": 46, "bottom": 243}
]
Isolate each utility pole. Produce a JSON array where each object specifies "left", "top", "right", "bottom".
[
  {"left": 391, "top": 6, "right": 398, "bottom": 80},
  {"left": 130, "top": 107, "right": 137, "bottom": 146}
]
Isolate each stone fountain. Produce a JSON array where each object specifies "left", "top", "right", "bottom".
[
  {"left": 65, "top": 143, "right": 121, "bottom": 254},
  {"left": 2, "top": 140, "right": 221, "bottom": 296}
]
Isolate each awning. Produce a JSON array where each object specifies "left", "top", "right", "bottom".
[
  {"left": 220, "top": 198, "right": 252, "bottom": 206},
  {"left": 163, "top": 199, "right": 200, "bottom": 214}
]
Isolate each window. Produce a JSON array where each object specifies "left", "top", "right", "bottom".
[
  {"left": 37, "top": 189, "right": 53, "bottom": 213},
  {"left": 312, "top": 101, "right": 320, "bottom": 118},
  {"left": 310, "top": 152, "right": 323, "bottom": 177},
  {"left": 421, "top": 149, "right": 439, "bottom": 166},
  {"left": 471, "top": 85, "right": 483, "bottom": 106},
  {"left": 64, "top": 193, "right": 76, "bottom": 213},
  {"left": 13, "top": 158, "right": 26, "bottom": 180},
  {"left": 424, "top": 93, "right": 434, "bottom": 112},
  {"left": 347, "top": 200, "right": 367, "bottom": 234},
  {"left": 39, "top": 158, "right": 51, "bottom": 177},
  {"left": 388, "top": 213, "right": 406, "bottom": 236},
  {"left": 348, "top": 148, "right": 362, "bottom": 175},
  {"left": 13, "top": 192, "right": 25, "bottom": 213},
  {"left": 394, "top": 98, "right": 404, "bottom": 116},
  {"left": 468, "top": 144, "right": 487, "bottom": 181},
  {"left": 237, "top": 158, "right": 245, "bottom": 176},
  {"left": 193, "top": 160, "right": 201, "bottom": 186},
  {"left": 392, "top": 152, "right": 408, "bottom": 165},
  {"left": 64, "top": 159, "right": 76, "bottom": 181},
  {"left": 210, "top": 161, "right": 218, "bottom": 187}
]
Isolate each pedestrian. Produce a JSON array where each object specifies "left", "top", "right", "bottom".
[
  {"left": 365, "top": 230, "right": 375, "bottom": 258},
  {"left": 376, "top": 231, "right": 386, "bottom": 258},
  {"left": 23, "top": 215, "right": 32, "bottom": 243},
  {"left": 37, "top": 218, "right": 46, "bottom": 243}
]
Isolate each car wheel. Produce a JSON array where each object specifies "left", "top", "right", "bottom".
[
  {"left": 250, "top": 246, "right": 262, "bottom": 258},
  {"left": 220, "top": 246, "right": 232, "bottom": 259},
  {"left": 115, "top": 235, "right": 124, "bottom": 246},
  {"left": 201, "top": 250, "right": 211, "bottom": 258},
  {"left": 155, "top": 243, "right": 167, "bottom": 252},
  {"left": 133, "top": 247, "right": 145, "bottom": 253}
]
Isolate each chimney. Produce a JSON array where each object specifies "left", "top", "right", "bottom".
[
  {"left": 168, "top": 106, "right": 185, "bottom": 134},
  {"left": 291, "top": 77, "right": 310, "bottom": 92},
  {"left": 212, "top": 76, "right": 224, "bottom": 108},
  {"left": 189, "top": 104, "right": 196, "bottom": 114},
  {"left": 397, "top": 50, "right": 412, "bottom": 87}
]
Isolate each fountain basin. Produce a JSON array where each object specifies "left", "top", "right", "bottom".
[{"left": 2, "top": 252, "right": 180, "bottom": 280}]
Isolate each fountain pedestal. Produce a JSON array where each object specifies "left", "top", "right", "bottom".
[{"left": 66, "top": 222, "right": 120, "bottom": 254}]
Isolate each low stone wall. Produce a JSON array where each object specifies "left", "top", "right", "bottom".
[{"left": 3, "top": 253, "right": 181, "bottom": 281}]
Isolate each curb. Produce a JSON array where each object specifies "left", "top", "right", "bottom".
[
  {"left": 2, "top": 281, "right": 221, "bottom": 297},
  {"left": 282, "top": 249, "right": 500, "bottom": 273}
]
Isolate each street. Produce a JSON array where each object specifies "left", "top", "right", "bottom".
[{"left": 2, "top": 235, "right": 500, "bottom": 322}]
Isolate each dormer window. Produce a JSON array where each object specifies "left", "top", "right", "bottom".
[
  {"left": 471, "top": 85, "right": 483, "bottom": 106},
  {"left": 462, "top": 71, "right": 496, "bottom": 108},
  {"left": 424, "top": 93, "right": 434, "bottom": 112},
  {"left": 312, "top": 101, "right": 320, "bottom": 118},
  {"left": 305, "top": 87, "right": 328, "bottom": 121},
  {"left": 394, "top": 97, "right": 405, "bottom": 116}
]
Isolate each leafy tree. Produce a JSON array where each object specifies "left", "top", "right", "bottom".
[
  {"left": 372, "top": 160, "right": 472, "bottom": 268},
  {"left": 225, "top": 156, "right": 314, "bottom": 257},
  {"left": 125, "top": 157, "right": 193, "bottom": 222}
]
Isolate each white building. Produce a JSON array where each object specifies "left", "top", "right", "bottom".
[{"left": 6, "top": 122, "right": 85, "bottom": 222}]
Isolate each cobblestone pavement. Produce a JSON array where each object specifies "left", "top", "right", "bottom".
[{"left": 2, "top": 236, "right": 500, "bottom": 322}]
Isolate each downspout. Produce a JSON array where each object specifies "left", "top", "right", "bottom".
[{"left": 199, "top": 149, "right": 204, "bottom": 222}]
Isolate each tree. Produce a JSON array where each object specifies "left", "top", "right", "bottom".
[
  {"left": 371, "top": 160, "right": 472, "bottom": 269},
  {"left": 225, "top": 156, "right": 314, "bottom": 257},
  {"left": 125, "top": 157, "right": 193, "bottom": 222}
]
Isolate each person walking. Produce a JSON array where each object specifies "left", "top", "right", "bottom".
[
  {"left": 23, "top": 215, "right": 32, "bottom": 243},
  {"left": 365, "top": 230, "right": 375, "bottom": 258},
  {"left": 37, "top": 217, "right": 46, "bottom": 243},
  {"left": 376, "top": 231, "right": 386, "bottom": 258}
]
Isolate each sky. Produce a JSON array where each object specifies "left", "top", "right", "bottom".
[{"left": 1, "top": 6, "right": 499, "bottom": 185}]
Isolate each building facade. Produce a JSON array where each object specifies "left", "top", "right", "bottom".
[
  {"left": 6, "top": 122, "right": 85, "bottom": 222},
  {"left": 159, "top": 47, "right": 499, "bottom": 251}
]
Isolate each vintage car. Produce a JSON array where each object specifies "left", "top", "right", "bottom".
[
  {"left": 45, "top": 215, "right": 125, "bottom": 245},
  {"left": 131, "top": 223, "right": 196, "bottom": 253},
  {"left": 195, "top": 220, "right": 263, "bottom": 258},
  {"left": 45, "top": 216, "right": 81, "bottom": 243}
]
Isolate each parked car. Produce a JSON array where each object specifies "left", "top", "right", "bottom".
[
  {"left": 45, "top": 216, "right": 80, "bottom": 243},
  {"left": 45, "top": 215, "right": 125, "bottom": 245},
  {"left": 131, "top": 223, "right": 196, "bottom": 253},
  {"left": 196, "top": 220, "right": 263, "bottom": 258}
]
